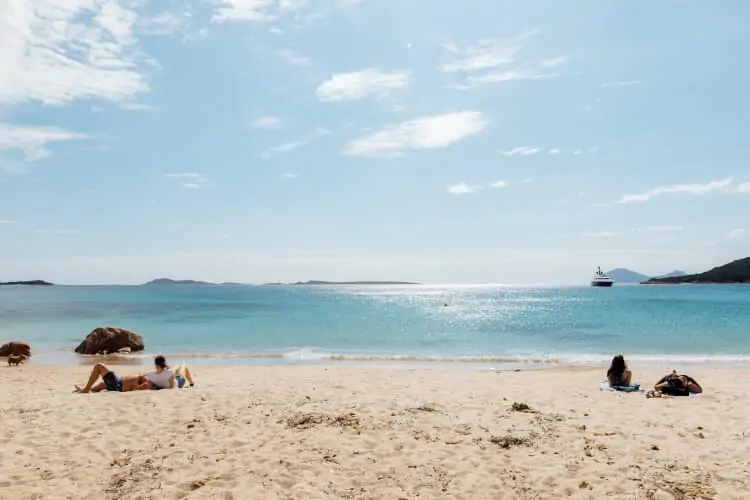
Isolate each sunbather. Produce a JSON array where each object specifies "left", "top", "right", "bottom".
[
  {"left": 74, "top": 363, "right": 151, "bottom": 393},
  {"left": 654, "top": 371, "right": 702, "bottom": 396},
  {"left": 145, "top": 355, "right": 195, "bottom": 389},
  {"left": 606, "top": 354, "right": 632, "bottom": 387}
]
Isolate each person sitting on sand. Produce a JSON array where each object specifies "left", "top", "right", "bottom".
[
  {"left": 654, "top": 371, "right": 702, "bottom": 396},
  {"left": 606, "top": 354, "right": 632, "bottom": 387},
  {"left": 75, "top": 363, "right": 151, "bottom": 393},
  {"left": 145, "top": 355, "right": 195, "bottom": 389}
]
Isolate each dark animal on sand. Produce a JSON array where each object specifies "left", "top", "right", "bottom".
[{"left": 8, "top": 354, "right": 26, "bottom": 366}]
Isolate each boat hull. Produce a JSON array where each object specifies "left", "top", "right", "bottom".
[{"left": 591, "top": 281, "right": 614, "bottom": 287}]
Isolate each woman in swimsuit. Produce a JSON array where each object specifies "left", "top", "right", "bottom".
[
  {"left": 145, "top": 355, "right": 195, "bottom": 389},
  {"left": 606, "top": 354, "right": 632, "bottom": 387}
]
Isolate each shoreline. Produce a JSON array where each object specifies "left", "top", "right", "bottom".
[{"left": 1, "top": 364, "right": 747, "bottom": 498}]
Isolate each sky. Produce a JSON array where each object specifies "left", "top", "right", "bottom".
[{"left": 1, "top": 0, "right": 749, "bottom": 285}]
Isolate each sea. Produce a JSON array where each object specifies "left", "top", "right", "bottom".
[{"left": 1, "top": 284, "right": 749, "bottom": 368}]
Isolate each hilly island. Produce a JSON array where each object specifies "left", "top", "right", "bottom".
[{"left": 643, "top": 257, "right": 750, "bottom": 284}]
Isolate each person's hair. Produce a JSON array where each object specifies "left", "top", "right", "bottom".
[
  {"left": 607, "top": 354, "right": 627, "bottom": 379},
  {"left": 154, "top": 355, "right": 168, "bottom": 369}
]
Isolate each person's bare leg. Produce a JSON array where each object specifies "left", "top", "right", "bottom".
[
  {"left": 75, "top": 363, "right": 110, "bottom": 393},
  {"left": 175, "top": 364, "right": 195, "bottom": 386}
]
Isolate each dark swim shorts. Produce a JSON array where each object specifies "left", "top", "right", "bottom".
[{"left": 103, "top": 371, "right": 123, "bottom": 392}]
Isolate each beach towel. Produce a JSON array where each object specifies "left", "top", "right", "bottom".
[{"left": 599, "top": 381, "right": 642, "bottom": 392}]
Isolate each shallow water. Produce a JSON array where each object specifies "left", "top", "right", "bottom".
[{"left": 2, "top": 283, "right": 749, "bottom": 367}]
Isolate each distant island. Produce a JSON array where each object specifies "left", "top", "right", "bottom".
[
  {"left": 143, "top": 278, "right": 419, "bottom": 286},
  {"left": 606, "top": 268, "right": 687, "bottom": 283},
  {"left": 643, "top": 257, "right": 750, "bottom": 284},
  {"left": 143, "top": 278, "right": 215, "bottom": 285},
  {"left": 0, "top": 280, "right": 54, "bottom": 286},
  {"left": 291, "top": 280, "right": 420, "bottom": 286}
]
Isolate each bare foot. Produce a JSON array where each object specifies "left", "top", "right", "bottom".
[{"left": 74, "top": 385, "right": 90, "bottom": 393}]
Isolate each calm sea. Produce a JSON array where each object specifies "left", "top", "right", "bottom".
[{"left": 1, "top": 284, "right": 749, "bottom": 367}]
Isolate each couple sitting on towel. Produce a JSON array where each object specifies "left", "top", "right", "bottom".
[
  {"left": 75, "top": 355, "right": 194, "bottom": 393},
  {"left": 607, "top": 354, "right": 702, "bottom": 395}
]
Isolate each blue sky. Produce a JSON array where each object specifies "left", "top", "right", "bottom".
[{"left": 1, "top": 0, "right": 749, "bottom": 284}]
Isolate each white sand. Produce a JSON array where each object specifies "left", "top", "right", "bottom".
[{"left": 1, "top": 363, "right": 748, "bottom": 499}]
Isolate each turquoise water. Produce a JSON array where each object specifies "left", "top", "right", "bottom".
[{"left": 1, "top": 284, "right": 749, "bottom": 366}]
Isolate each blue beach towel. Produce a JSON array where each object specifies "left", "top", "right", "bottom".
[{"left": 599, "top": 381, "right": 642, "bottom": 392}]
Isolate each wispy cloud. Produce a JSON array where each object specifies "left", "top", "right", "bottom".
[
  {"left": 137, "top": 11, "right": 189, "bottom": 36},
  {"left": 162, "top": 173, "right": 209, "bottom": 189},
  {"left": 601, "top": 80, "right": 642, "bottom": 89},
  {"left": 737, "top": 182, "right": 750, "bottom": 193},
  {"left": 262, "top": 127, "right": 330, "bottom": 159},
  {"left": 342, "top": 111, "right": 487, "bottom": 158},
  {"left": 490, "top": 180, "right": 508, "bottom": 188},
  {"left": 441, "top": 32, "right": 567, "bottom": 90},
  {"left": 36, "top": 228, "right": 81, "bottom": 235},
  {"left": 212, "top": 0, "right": 310, "bottom": 23},
  {"left": 316, "top": 69, "right": 410, "bottom": 102},
  {"left": 0, "top": 124, "right": 88, "bottom": 165},
  {"left": 584, "top": 231, "right": 618, "bottom": 238},
  {"left": 633, "top": 225, "right": 683, "bottom": 233},
  {"left": 500, "top": 147, "right": 540, "bottom": 156},
  {"left": 281, "top": 172, "right": 298, "bottom": 179},
  {"left": 616, "top": 178, "right": 733, "bottom": 204},
  {"left": 252, "top": 116, "right": 283, "bottom": 129},
  {"left": 728, "top": 228, "right": 745, "bottom": 238},
  {"left": 120, "top": 102, "right": 154, "bottom": 111},
  {"left": 548, "top": 148, "right": 561, "bottom": 155},
  {"left": 0, "top": 220, "right": 18, "bottom": 225},
  {"left": 446, "top": 183, "right": 480, "bottom": 195},
  {"left": 278, "top": 49, "right": 312, "bottom": 67},
  {"left": 0, "top": 0, "right": 151, "bottom": 106}
]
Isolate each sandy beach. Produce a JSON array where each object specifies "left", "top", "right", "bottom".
[{"left": 1, "top": 363, "right": 748, "bottom": 499}]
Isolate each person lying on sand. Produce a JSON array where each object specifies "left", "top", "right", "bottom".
[
  {"left": 653, "top": 371, "right": 702, "bottom": 396},
  {"left": 74, "top": 363, "right": 151, "bottom": 393},
  {"left": 145, "top": 355, "right": 195, "bottom": 390},
  {"left": 606, "top": 354, "right": 632, "bottom": 387}
]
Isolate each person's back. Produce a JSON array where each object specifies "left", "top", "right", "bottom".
[
  {"left": 145, "top": 355, "right": 175, "bottom": 389},
  {"left": 606, "top": 354, "right": 632, "bottom": 386}
]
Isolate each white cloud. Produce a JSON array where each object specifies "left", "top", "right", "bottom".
[
  {"left": 633, "top": 226, "right": 683, "bottom": 233},
  {"left": 0, "top": 220, "right": 18, "bottom": 224},
  {"left": 441, "top": 32, "right": 566, "bottom": 90},
  {"left": 737, "top": 182, "right": 750, "bottom": 193},
  {"left": 137, "top": 11, "right": 188, "bottom": 36},
  {"left": 36, "top": 228, "right": 81, "bottom": 235},
  {"left": 281, "top": 172, "right": 298, "bottom": 178},
  {"left": 262, "top": 127, "right": 330, "bottom": 159},
  {"left": 616, "top": 178, "right": 733, "bottom": 204},
  {"left": 162, "top": 172, "right": 209, "bottom": 189},
  {"left": 573, "top": 149, "right": 583, "bottom": 155},
  {"left": 540, "top": 56, "right": 568, "bottom": 68},
  {"left": 252, "top": 116, "right": 283, "bottom": 129},
  {"left": 584, "top": 231, "right": 617, "bottom": 238},
  {"left": 278, "top": 49, "right": 312, "bottom": 67},
  {"left": 0, "top": 124, "right": 88, "bottom": 165},
  {"left": 120, "top": 102, "right": 154, "bottom": 111},
  {"left": 0, "top": 0, "right": 151, "bottom": 106},
  {"left": 316, "top": 69, "right": 410, "bottom": 102},
  {"left": 601, "top": 80, "right": 641, "bottom": 88},
  {"left": 548, "top": 148, "right": 560, "bottom": 155},
  {"left": 728, "top": 228, "right": 745, "bottom": 238},
  {"left": 342, "top": 111, "right": 487, "bottom": 158},
  {"left": 490, "top": 180, "right": 508, "bottom": 188},
  {"left": 447, "top": 183, "right": 480, "bottom": 195},
  {"left": 501, "top": 147, "right": 540, "bottom": 156},
  {"left": 441, "top": 35, "right": 530, "bottom": 72},
  {"left": 212, "top": 0, "right": 310, "bottom": 23}
]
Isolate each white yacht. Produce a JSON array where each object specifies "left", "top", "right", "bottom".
[{"left": 591, "top": 266, "right": 614, "bottom": 287}]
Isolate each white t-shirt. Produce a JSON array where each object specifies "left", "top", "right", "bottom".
[{"left": 146, "top": 369, "right": 174, "bottom": 389}]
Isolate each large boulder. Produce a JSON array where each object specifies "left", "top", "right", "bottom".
[
  {"left": 74, "top": 327, "right": 145, "bottom": 355},
  {"left": 0, "top": 341, "right": 31, "bottom": 357}
]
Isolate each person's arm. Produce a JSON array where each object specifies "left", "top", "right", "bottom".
[
  {"left": 169, "top": 373, "right": 175, "bottom": 389},
  {"left": 685, "top": 376, "right": 702, "bottom": 394},
  {"left": 624, "top": 369, "right": 632, "bottom": 386}
]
